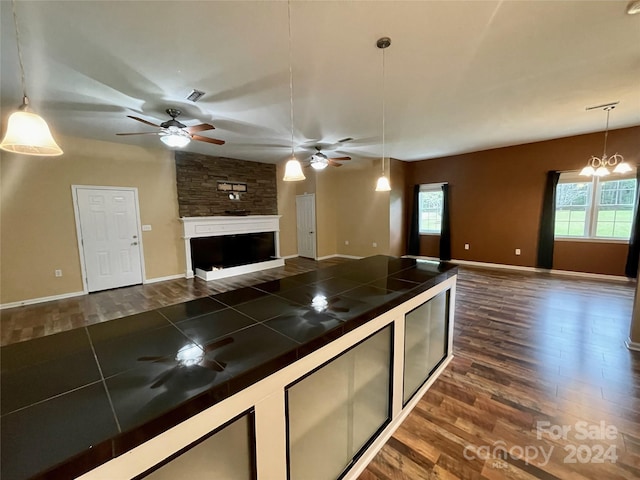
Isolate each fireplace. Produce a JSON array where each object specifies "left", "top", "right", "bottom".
[{"left": 181, "top": 215, "right": 284, "bottom": 281}]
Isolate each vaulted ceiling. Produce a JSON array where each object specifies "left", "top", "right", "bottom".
[{"left": 1, "top": 1, "right": 639, "bottom": 165}]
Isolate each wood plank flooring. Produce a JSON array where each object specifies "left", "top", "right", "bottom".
[
  {"left": 360, "top": 267, "right": 640, "bottom": 480},
  {"left": 2, "top": 260, "right": 639, "bottom": 479}
]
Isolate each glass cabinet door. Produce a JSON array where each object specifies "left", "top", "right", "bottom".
[
  {"left": 403, "top": 290, "right": 449, "bottom": 404},
  {"left": 142, "top": 412, "right": 254, "bottom": 479},
  {"left": 287, "top": 326, "right": 392, "bottom": 480}
]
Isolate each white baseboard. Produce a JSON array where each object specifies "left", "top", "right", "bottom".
[
  {"left": 144, "top": 274, "right": 184, "bottom": 284},
  {"left": 405, "top": 256, "right": 631, "bottom": 282},
  {"left": 0, "top": 291, "right": 86, "bottom": 310},
  {"left": 281, "top": 254, "right": 299, "bottom": 260},
  {"left": 317, "top": 254, "right": 364, "bottom": 261},
  {"left": 625, "top": 338, "right": 640, "bottom": 352}
]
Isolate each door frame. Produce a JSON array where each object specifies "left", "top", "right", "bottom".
[
  {"left": 296, "top": 193, "right": 317, "bottom": 260},
  {"left": 71, "top": 185, "right": 146, "bottom": 294}
]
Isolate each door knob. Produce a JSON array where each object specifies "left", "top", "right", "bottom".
[{"left": 131, "top": 242, "right": 138, "bottom": 246}]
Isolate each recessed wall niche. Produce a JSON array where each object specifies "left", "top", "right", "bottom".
[{"left": 175, "top": 151, "right": 277, "bottom": 217}]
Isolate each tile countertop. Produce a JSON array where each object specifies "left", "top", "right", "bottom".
[{"left": 0, "top": 255, "right": 457, "bottom": 480}]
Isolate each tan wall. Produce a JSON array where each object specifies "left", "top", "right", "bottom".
[
  {"left": 276, "top": 161, "right": 298, "bottom": 257},
  {"left": 405, "top": 126, "right": 640, "bottom": 275},
  {"left": 336, "top": 162, "right": 391, "bottom": 257},
  {"left": 315, "top": 170, "right": 337, "bottom": 258},
  {"left": 0, "top": 135, "right": 184, "bottom": 304}
]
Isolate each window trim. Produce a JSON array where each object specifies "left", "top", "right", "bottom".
[
  {"left": 418, "top": 183, "right": 446, "bottom": 235},
  {"left": 554, "top": 170, "right": 637, "bottom": 242}
]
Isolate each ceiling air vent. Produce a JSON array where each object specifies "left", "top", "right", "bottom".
[{"left": 186, "top": 89, "right": 206, "bottom": 102}]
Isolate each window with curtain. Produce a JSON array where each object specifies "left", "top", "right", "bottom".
[
  {"left": 418, "top": 184, "right": 444, "bottom": 234},
  {"left": 555, "top": 171, "right": 637, "bottom": 240}
]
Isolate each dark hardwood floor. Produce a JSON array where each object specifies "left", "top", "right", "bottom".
[
  {"left": 360, "top": 267, "right": 640, "bottom": 480},
  {"left": 2, "top": 259, "right": 639, "bottom": 479},
  {"left": 0, "top": 256, "right": 349, "bottom": 347}
]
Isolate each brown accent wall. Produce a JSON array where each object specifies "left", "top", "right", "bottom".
[
  {"left": 405, "top": 126, "right": 640, "bottom": 276},
  {"left": 389, "top": 159, "right": 407, "bottom": 257},
  {"left": 175, "top": 151, "right": 277, "bottom": 217}
]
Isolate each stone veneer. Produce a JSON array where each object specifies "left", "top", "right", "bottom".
[{"left": 175, "top": 151, "right": 277, "bottom": 217}]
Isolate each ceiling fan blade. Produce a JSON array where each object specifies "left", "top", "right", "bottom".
[
  {"left": 186, "top": 123, "right": 215, "bottom": 134},
  {"left": 328, "top": 160, "right": 343, "bottom": 167},
  {"left": 329, "top": 156, "right": 351, "bottom": 161},
  {"left": 192, "top": 134, "right": 225, "bottom": 145},
  {"left": 116, "top": 132, "right": 159, "bottom": 136},
  {"left": 127, "top": 115, "right": 161, "bottom": 128}
]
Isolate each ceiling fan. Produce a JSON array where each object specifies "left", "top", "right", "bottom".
[
  {"left": 116, "top": 108, "right": 225, "bottom": 148},
  {"left": 308, "top": 146, "right": 351, "bottom": 170}
]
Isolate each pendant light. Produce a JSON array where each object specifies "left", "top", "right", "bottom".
[
  {"left": 0, "top": 0, "right": 62, "bottom": 156},
  {"left": 282, "top": 0, "right": 305, "bottom": 182},
  {"left": 580, "top": 102, "right": 631, "bottom": 177},
  {"left": 375, "top": 37, "right": 391, "bottom": 192}
]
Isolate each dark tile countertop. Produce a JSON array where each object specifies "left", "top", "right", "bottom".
[{"left": 0, "top": 255, "right": 457, "bottom": 480}]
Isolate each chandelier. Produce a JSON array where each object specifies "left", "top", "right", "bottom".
[{"left": 580, "top": 103, "right": 631, "bottom": 177}]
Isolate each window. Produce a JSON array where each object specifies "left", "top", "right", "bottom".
[
  {"left": 418, "top": 184, "right": 444, "bottom": 234},
  {"left": 555, "top": 171, "right": 637, "bottom": 240}
]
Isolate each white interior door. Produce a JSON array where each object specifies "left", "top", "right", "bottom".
[
  {"left": 75, "top": 187, "right": 143, "bottom": 292},
  {"left": 296, "top": 194, "right": 317, "bottom": 259}
]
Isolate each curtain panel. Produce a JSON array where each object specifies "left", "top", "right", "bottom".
[
  {"left": 625, "top": 169, "right": 640, "bottom": 278},
  {"left": 536, "top": 171, "right": 560, "bottom": 269},
  {"left": 439, "top": 184, "right": 451, "bottom": 261},
  {"left": 407, "top": 185, "right": 420, "bottom": 256}
]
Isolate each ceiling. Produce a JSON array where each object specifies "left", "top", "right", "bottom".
[{"left": 1, "top": 1, "right": 639, "bottom": 166}]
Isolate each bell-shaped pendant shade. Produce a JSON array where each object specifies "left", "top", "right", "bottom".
[
  {"left": 594, "top": 166, "right": 610, "bottom": 177},
  {"left": 375, "top": 175, "right": 391, "bottom": 191},
  {"left": 0, "top": 110, "right": 63, "bottom": 156},
  {"left": 613, "top": 161, "right": 633, "bottom": 174},
  {"left": 579, "top": 165, "right": 595, "bottom": 176},
  {"left": 283, "top": 157, "right": 306, "bottom": 181}
]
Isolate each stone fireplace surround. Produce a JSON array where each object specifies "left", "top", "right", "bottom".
[{"left": 181, "top": 215, "right": 284, "bottom": 281}]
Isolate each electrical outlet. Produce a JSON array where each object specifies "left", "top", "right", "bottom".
[
  {"left": 515, "top": 248, "right": 521, "bottom": 256},
  {"left": 372, "top": 242, "right": 377, "bottom": 248},
  {"left": 345, "top": 240, "right": 349, "bottom": 246},
  {"left": 55, "top": 269, "right": 62, "bottom": 277},
  {"left": 142, "top": 225, "right": 152, "bottom": 231},
  {"left": 464, "top": 244, "right": 470, "bottom": 250}
]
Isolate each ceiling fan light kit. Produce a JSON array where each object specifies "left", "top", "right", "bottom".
[
  {"left": 375, "top": 37, "right": 391, "bottom": 192},
  {"left": 117, "top": 108, "right": 224, "bottom": 148},
  {"left": 0, "top": 0, "right": 62, "bottom": 156}
]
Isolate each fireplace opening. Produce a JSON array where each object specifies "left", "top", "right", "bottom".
[{"left": 190, "top": 232, "right": 276, "bottom": 271}]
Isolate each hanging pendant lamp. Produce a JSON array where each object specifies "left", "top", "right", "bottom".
[
  {"left": 375, "top": 37, "right": 391, "bottom": 192},
  {"left": 282, "top": 0, "right": 305, "bottom": 182},
  {"left": 0, "top": 0, "right": 62, "bottom": 156}
]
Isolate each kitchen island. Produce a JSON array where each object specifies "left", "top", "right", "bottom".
[{"left": 1, "top": 255, "right": 457, "bottom": 480}]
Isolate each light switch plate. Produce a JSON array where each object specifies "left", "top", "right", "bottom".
[{"left": 142, "top": 225, "right": 152, "bottom": 231}]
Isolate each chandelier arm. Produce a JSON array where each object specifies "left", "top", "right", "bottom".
[{"left": 11, "top": 0, "right": 28, "bottom": 103}]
